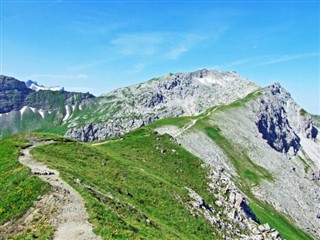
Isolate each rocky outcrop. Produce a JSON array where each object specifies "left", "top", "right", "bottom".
[
  {"left": 66, "top": 69, "right": 259, "bottom": 141},
  {"left": 67, "top": 116, "right": 157, "bottom": 142},
  {"left": 254, "top": 83, "right": 317, "bottom": 155},
  {"left": 0, "top": 75, "right": 95, "bottom": 138},
  {"left": 185, "top": 169, "right": 281, "bottom": 240},
  {"left": 0, "top": 75, "right": 31, "bottom": 113}
]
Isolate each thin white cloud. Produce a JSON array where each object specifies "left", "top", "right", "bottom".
[
  {"left": 166, "top": 46, "right": 188, "bottom": 60},
  {"left": 132, "top": 63, "right": 146, "bottom": 73},
  {"left": 226, "top": 57, "right": 258, "bottom": 67},
  {"left": 111, "top": 33, "right": 164, "bottom": 56},
  {"left": 111, "top": 32, "right": 207, "bottom": 59},
  {"left": 209, "top": 52, "right": 319, "bottom": 71},
  {"left": 257, "top": 52, "right": 319, "bottom": 66},
  {"left": 165, "top": 34, "right": 205, "bottom": 60}
]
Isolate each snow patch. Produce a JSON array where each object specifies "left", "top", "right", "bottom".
[
  {"left": 26, "top": 80, "right": 63, "bottom": 91},
  {"left": 63, "top": 105, "right": 70, "bottom": 122},
  {"left": 195, "top": 76, "right": 218, "bottom": 85},
  {"left": 38, "top": 109, "right": 45, "bottom": 118},
  {"left": 20, "top": 106, "right": 28, "bottom": 116},
  {"left": 79, "top": 104, "right": 82, "bottom": 110},
  {"left": 30, "top": 107, "right": 36, "bottom": 113},
  {"left": 72, "top": 105, "right": 76, "bottom": 111}
]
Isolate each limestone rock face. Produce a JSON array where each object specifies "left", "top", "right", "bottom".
[
  {"left": 185, "top": 169, "right": 281, "bottom": 240},
  {"left": 0, "top": 75, "right": 95, "bottom": 138},
  {"left": 254, "top": 83, "right": 317, "bottom": 154},
  {"left": 66, "top": 69, "right": 259, "bottom": 141},
  {"left": 0, "top": 75, "right": 31, "bottom": 113},
  {"left": 155, "top": 82, "right": 320, "bottom": 239}
]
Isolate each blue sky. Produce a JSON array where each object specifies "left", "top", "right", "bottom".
[{"left": 1, "top": 0, "right": 319, "bottom": 114}]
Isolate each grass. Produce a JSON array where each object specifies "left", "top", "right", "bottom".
[
  {"left": 300, "top": 108, "right": 308, "bottom": 116},
  {"left": 250, "top": 200, "right": 313, "bottom": 240},
  {"left": 203, "top": 125, "right": 313, "bottom": 239},
  {"left": 185, "top": 96, "right": 314, "bottom": 240},
  {"left": 145, "top": 88, "right": 316, "bottom": 240},
  {"left": 311, "top": 114, "right": 320, "bottom": 128},
  {"left": 31, "top": 129, "right": 221, "bottom": 239},
  {"left": 0, "top": 135, "right": 51, "bottom": 239},
  {"left": 34, "top": 123, "right": 68, "bottom": 135},
  {"left": 0, "top": 86, "right": 315, "bottom": 239},
  {"left": 205, "top": 126, "right": 274, "bottom": 187},
  {"left": 148, "top": 116, "right": 196, "bottom": 129},
  {"left": 298, "top": 156, "right": 310, "bottom": 174},
  {"left": 216, "top": 89, "right": 262, "bottom": 111},
  {"left": 11, "top": 223, "right": 54, "bottom": 240}
]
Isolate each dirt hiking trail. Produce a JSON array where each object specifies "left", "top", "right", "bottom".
[{"left": 18, "top": 141, "right": 101, "bottom": 240}]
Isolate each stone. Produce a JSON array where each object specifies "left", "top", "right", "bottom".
[
  {"left": 65, "top": 69, "right": 259, "bottom": 141},
  {"left": 258, "top": 223, "right": 271, "bottom": 232},
  {"left": 215, "top": 200, "right": 223, "bottom": 207}
]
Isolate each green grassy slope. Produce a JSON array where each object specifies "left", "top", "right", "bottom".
[
  {"left": 196, "top": 93, "right": 313, "bottom": 240},
  {"left": 311, "top": 114, "right": 320, "bottom": 128},
  {"left": 203, "top": 126, "right": 312, "bottom": 240},
  {"left": 0, "top": 87, "right": 315, "bottom": 239},
  {"left": 31, "top": 130, "right": 221, "bottom": 239},
  {"left": 0, "top": 135, "right": 51, "bottom": 239},
  {"left": 146, "top": 89, "right": 314, "bottom": 240}
]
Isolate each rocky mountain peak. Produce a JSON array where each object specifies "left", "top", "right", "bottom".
[
  {"left": 254, "top": 83, "right": 317, "bottom": 155},
  {"left": 66, "top": 69, "right": 259, "bottom": 141},
  {"left": 0, "top": 75, "right": 30, "bottom": 92},
  {"left": 0, "top": 75, "right": 31, "bottom": 114}
]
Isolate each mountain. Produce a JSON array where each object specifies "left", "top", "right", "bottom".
[
  {"left": 0, "top": 70, "right": 258, "bottom": 141},
  {"left": 156, "top": 83, "right": 320, "bottom": 238},
  {"left": 25, "top": 80, "right": 64, "bottom": 92},
  {"left": 65, "top": 69, "right": 259, "bottom": 141},
  {"left": 0, "top": 75, "right": 94, "bottom": 138},
  {"left": 0, "top": 69, "right": 319, "bottom": 239}
]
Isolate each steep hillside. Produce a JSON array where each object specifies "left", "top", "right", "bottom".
[
  {"left": 0, "top": 132, "right": 285, "bottom": 239},
  {"left": 65, "top": 69, "right": 259, "bottom": 141},
  {"left": 0, "top": 71, "right": 318, "bottom": 239},
  {"left": 156, "top": 84, "right": 320, "bottom": 239},
  {"left": 0, "top": 125, "right": 314, "bottom": 239},
  {"left": 0, "top": 75, "right": 95, "bottom": 138},
  {"left": 0, "top": 70, "right": 258, "bottom": 141}
]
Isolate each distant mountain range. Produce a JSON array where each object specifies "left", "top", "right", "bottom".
[{"left": 0, "top": 69, "right": 319, "bottom": 239}]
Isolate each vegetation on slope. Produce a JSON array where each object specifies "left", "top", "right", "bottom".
[
  {"left": 0, "top": 135, "right": 51, "bottom": 239},
  {"left": 311, "top": 114, "right": 320, "bottom": 128},
  {"left": 31, "top": 130, "right": 221, "bottom": 239},
  {"left": 195, "top": 93, "right": 313, "bottom": 240},
  {"left": 146, "top": 89, "right": 314, "bottom": 240},
  {"left": 205, "top": 126, "right": 274, "bottom": 186},
  {"left": 202, "top": 125, "right": 312, "bottom": 240}
]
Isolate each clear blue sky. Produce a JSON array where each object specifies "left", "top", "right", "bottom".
[{"left": 1, "top": 0, "right": 319, "bottom": 114}]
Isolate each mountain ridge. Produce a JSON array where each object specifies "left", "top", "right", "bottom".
[{"left": 0, "top": 69, "right": 319, "bottom": 239}]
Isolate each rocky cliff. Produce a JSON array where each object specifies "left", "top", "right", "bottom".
[
  {"left": 66, "top": 69, "right": 259, "bottom": 141},
  {"left": 0, "top": 75, "right": 95, "bottom": 138},
  {"left": 154, "top": 83, "right": 320, "bottom": 238},
  {"left": 0, "top": 75, "right": 31, "bottom": 113},
  {"left": 255, "top": 83, "right": 318, "bottom": 155}
]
